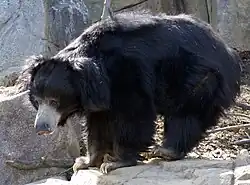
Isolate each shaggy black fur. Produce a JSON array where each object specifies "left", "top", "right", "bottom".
[{"left": 28, "top": 11, "right": 241, "bottom": 173}]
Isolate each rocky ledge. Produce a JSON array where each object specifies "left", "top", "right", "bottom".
[{"left": 27, "top": 149, "right": 250, "bottom": 185}]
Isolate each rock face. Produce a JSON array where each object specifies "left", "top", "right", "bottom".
[
  {"left": 0, "top": 0, "right": 89, "bottom": 84},
  {"left": 25, "top": 151, "right": 250, "bottom": 185},
  {"left": 70, "top": 160, "right": 232, "bottom": 185},
  {"left": 234, "top": 149, "right": 250, "bottom": 185},
  {"left": 26, "top": 149, "right": 250, "bottom": 185},
  {"left": 25, "top": 176, "right": 70, "bottom": 185},
  {"left": 216, "top": 0, "right": 250, "bottom": 51},
  {"left": 161, "top": 0, "right": 217, "bottom": 29},
  {"left": 26, "top": 159, "right": 234, "bottom": 185},
  {"left": 44, "top": 0, "right": 89, "bottom": 56},
  {"left": 161, "top": 0, "right": 250, "bottom": 50},
  {"left": 70, "top": 160, "right": 234, "bottom": 185},
  {"left": 0, "top": 90, "right": 82, "bottom": 185}
]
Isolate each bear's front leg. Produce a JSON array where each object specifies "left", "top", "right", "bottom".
[
  {"left": 73, "top": 111, "right": 111, "bottom": 173},
  {"left": 99, "top": 98, "right": 156, "bottom": 174},
  {"left": 73, "top": 144, "right": 105, "bottom": 172}
]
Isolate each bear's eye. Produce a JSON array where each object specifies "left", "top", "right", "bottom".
[{"left": 49, "top": 99, "right": 59, "bottom": 108}]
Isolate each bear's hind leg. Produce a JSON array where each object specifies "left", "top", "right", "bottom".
[{"left": 153, "top": 115, "right": 204, "bottom": 160}]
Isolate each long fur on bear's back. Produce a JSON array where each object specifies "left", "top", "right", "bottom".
[{"left": 54, "top": 11, "right": 240, "bottom": 108}]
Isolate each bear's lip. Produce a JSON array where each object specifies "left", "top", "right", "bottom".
[{"left": 37, "top": 130, "right": 53, "bottom": 136}]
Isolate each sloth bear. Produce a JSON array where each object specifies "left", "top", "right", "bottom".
[{"left": 27, "top": 11, "right": 241, "bottom": 174}]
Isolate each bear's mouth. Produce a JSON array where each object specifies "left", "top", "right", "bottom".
[{"left": 37, "top": 130, "right": 53, "bottom": 135}]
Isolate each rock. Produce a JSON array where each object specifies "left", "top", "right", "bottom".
[
  {"left": 0, "top": 90, "right": 82, "bottom": 185},
  {"left": 70, "top": 159, "right": 234, "bottom": 185},
  {"left": 234, "top": 150, "right": 250, "bottom": 185},
  {"left": 44, "top": 0, "right": 89, "bottom": 56},
  {"left": 0, "top": 72, "right": 19, "bottom": 87},
  {"left": 216, "top": 0, "right": 250, "bottom": 50},
  {"left": 161, "top": 0, "right": 217, "bottom": 29},
  {"left": 25, "top": 176, "right": 70, "bottom": 185},
  {"left": 160, "top": 0, "right": 250, "bottom": 50},
  {"left": 0, "top": 0, "right": 89, "bottom": 85},
  {"left": 234, "top": 165, "right": 250, "bottom": 185},
  {"left": 235, "top": 149, "right": 250, "bottom": 167}
]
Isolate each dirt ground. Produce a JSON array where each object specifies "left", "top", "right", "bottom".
[{"left": 152, "top": 50, "right": 250, "bottom": 161}]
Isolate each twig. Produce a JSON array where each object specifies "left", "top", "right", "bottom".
[
  {"left": 5, "top": 157, "right": 74, "bottom": 170},
  {"left": 100, "top": 0, "right": 113, "bottom": 20},
  {"left": 235, "top": 102, "right": 250, "bottom": 111},
  {"left": 234, "top": 139, "right": 250, "bottom": 145},
  {"left": 57, "top": 166, "right": 73, "bottom": 176},
  {"left": 94, "top": 0, "right": 149, "bottom": 24},
  {"left": 207, "top": 123, "right": 250, "bottom": 133},
  {"left": 113, "top": 0, "right": 148, "bottom": 13},
  {"left": 245, "top": 131, "right": 250, "bottom": 138},
  {"left": 227, "top": 112, "right": 250, "bottom": 120}
]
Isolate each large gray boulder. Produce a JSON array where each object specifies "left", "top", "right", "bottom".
[
  {"left": 0, "top": 89, "right": 83, "bottom": 185},
  {"left": 161, "top": 0, "right": 250, "bottom": 50},
  {"left": 216, "top": 0, "right": 250, "bottom": 50},
  {"left": 27, "top": 159, "right": 234, "bottom": 185},
  {"left": 25, "top": 149, "right": 250, "bottom": 185},
  {"left": 161, "top": 0, "right": 217, "bottom": 29},
  {"left": 70, "top": 159, "right": 234, "bottom": 185},
  {"left": 0, "top": 0, "right": 89, "bottom": 85}
]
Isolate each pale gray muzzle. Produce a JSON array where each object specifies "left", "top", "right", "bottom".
[{"left": 34, "top": 104, "right": 61, "bottom": 135}]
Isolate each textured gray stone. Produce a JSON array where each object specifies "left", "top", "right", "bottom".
[
  {"left": 161, "top": 0, "right": 250, "bottom": 50},
  {"left": 235, "top": 149, "right": 250, "bottom": 167},
  {"left": 0, "top": 0, "right": 45, "bottom": 80},
  {"left": 234, "top": 149, "right": 250, "bottom": 185},
  {"left": 25, "top": 176, "right": 70, "bottom": 185},
  {"left": 0, "top": 0, "right": 89, "bottom": 85},
  {"left": 69, "top": 159, "right": 234, "bottom": 185},
  {"left": 0, "top": 90, "right": 82, "bottom": 185},
  {"left": 161, "top": 0, "right": 217, "bottom": 29},
  {"left": 44, "top": 0, "right": 89, "bottom": 56},
  {"left": 216, "top": 0, "right": 250, "bottom": 50}
]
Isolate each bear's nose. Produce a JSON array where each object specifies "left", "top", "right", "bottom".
[{"left": 35, "top": 122, "right": 53, "bottom": 135}]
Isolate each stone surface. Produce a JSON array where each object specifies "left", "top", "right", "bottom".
[
  {"left": 161, "top": 0, "right": 217, "bottom": 29},
  {"left": 69, "top": 159, "right": 234, "bottom": 185},
  {"left": 161, "top": 0, "right": 250, "bottom": 50},
  {"left": 44, "top": 0, "right": 89, "bottom": 57},
  {"left": 235, "top": 149, "right": 250, "bottom": 167},
  {"left": 0, "top": 90, "right": 82, "bottom": 185},
  {"left": 0, "top": 0, "right": 89, "bottom": 85},
  {"left": 25, "top": 176, "right": 69, "bottom": 185},
  {"left": 234, "top": 149, "right": 250, "bottom": 185},
  {"left": 234, "top": 165, "right": 250, "bottom": 185},
  {"left": 216, "top": 0, "right": 250, "bottom": 50},
  {"left": 20, "top": 144, "right": 250, "bottom": 185},
  {"left": 0, "top": 0, "right": 45, "bottom": 80}
]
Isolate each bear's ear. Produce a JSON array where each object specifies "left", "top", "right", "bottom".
[
  {"left": 19, "top": 55, "right": 47, "bottom": 89},
  {"left": 26, "top": 55, "right": 47, "bottom": 80},
  {"left": 71, "top": 57, "right": 110, "bottom": 111}
]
